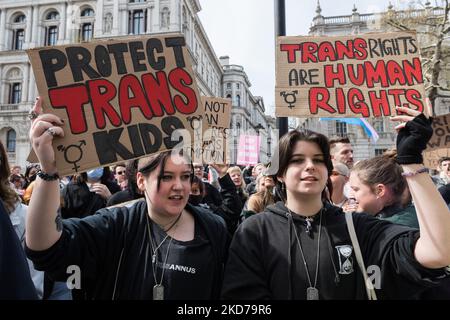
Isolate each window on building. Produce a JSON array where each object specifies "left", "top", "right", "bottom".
[
  {"left": 161, "top": 7, "right": 170, "bottom": 29},
  {"left": 81, "top": 23, "right": 93, "bottom": 41},
  {"left": 9, "top": 83, "right": 21, "bottom": 104},
  {"left": 46, "top": 11, "right": 60, "bottom": 20},
  {"left": 236, "top": 95, "right": 241, "bottom": 107},
  {"left": 130, "top": 10, "right": 145, "bottom": 34},
  {"left": 236, "top": 83, "right": 240, "bottom": 89},
  {"left": 375, "top": 148, "right": 387, "bottom": 156},
  {"left": 14, "top": 14, "right": 26, "bottom": 23},
  {"left": 81, "top": 8, "right": 94, "bottom": 17},
  {"left": 45, "top": 26, "right": 58, "bottom": 46},
  {"left": 129, "top": 0, "right": 146, "bottom": 2},
  {"left": 11, "top": 13, "right": 26, "bottom": 50},
  {"left": 6, "top": 129, "right": 16, "bottom": 153},
  {"left": 227, "top": 83, "right": 231, "bottom": 89},
  {"left": 373, "top": 119, "right": 384, "bottom": 132},
  {"left": 335, "top": 122, "right": 347, "bottom": 137},
  {"left": 226, "top": 94, "right": 231, "bottom": 99},
  {"left": 13, "top": 29, "right": 25, "bottom": 50}
]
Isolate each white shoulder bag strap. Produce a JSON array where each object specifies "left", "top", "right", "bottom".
[{"left": 345, "top": 212, "right": 378, "bottom": 300}]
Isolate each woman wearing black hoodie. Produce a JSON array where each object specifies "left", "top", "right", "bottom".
[{"left": 222, "top": 107, "right": 450, "bottom": 300}]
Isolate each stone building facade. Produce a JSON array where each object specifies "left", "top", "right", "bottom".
[{"left": 0, "top": 0, "right": 274, "bottom": 171}]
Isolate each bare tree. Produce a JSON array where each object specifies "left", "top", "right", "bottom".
[{"left": 383, "top": 0, "right": 450, "bottom": 115}]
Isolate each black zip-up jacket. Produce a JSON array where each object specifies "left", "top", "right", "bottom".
[
  {"left": 26, "top": 201, "right": 229, "bottom": 299},
  {"left": 222, "top": 201, "right": 449, "bottom": 300}
]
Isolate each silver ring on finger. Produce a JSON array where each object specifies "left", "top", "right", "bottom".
[
  {"left": 46, "top": 127, "right": 56, "bottom": 136},
  {"left": 28, "top": 110, "right": 39, "bottom": 121}
]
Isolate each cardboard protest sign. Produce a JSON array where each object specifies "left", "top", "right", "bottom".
[
  {"left": 236, "top": 135, "right": 260, "bottom": 166},
  {"left": 276, "top": 31, "right": 427, "bottom": 118},
  {"left": 423, "top": 148, "right": 450, "bottom": 169},
  {"left": 27, "top": 34, "right": 203, "bottom": 176},
  {"left": 426, "top": 113, "right": 450, "bottom": 152},
  {"left": 194, "top": 97, "right": 231, "bottom": 164}
]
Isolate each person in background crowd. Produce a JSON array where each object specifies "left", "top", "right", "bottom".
[
  {"left": 23, "top": 164, "right": 40, "bottom": 205},
  {"left": 113, "top": 163, "right": 128, "bottom": 191},
  {"left": 329, "top": 137, "right": 354, "bottom": 169},
  {"left": 107, "top": 160, "right": 144, "bottom": 207},
  {"left": 227, "top": 166, "right": 248, "bottom": 206},
  {"left": 61, "top": 166, "right": 120, "bottom": 219},
  {"left": 432, "top": 157, "right": 450, "bottom": 188},
  {"left": 245, "top": 172, "right": 276, "bottom": 217},
  {"left": 11, "top": 165, "right": 22, "bottom": 176},
  {"left": 349, "top": 155, "right": 418, "bottom": 228},
  {"left": 9, "top": 174, "right": 25, "bottom": 199},
  {"left": 193, "top": 162, "right": 222, "bottom": 207},
  {"left": 242, "top": 165, "right": 254, "bottom": 185},
  {"left": 245, "top": 163, "right": 266, "bottom": 195},
  {"left": 330, "top": 161, "right": 349, "bottom": 208},
  {"left": 189, "top": 164, "right": 242, "bottom": 235},
  {"left": 23, "top": 164, "right": 40, "bottom": 190},
  {"left": 222, "top": 107, "right": 450, "bottom": 300}
]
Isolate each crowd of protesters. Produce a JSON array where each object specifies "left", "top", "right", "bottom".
[{"left": 2, "top": 97, "right": 450, "bottom": 300}]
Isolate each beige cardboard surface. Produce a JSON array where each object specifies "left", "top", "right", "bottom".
[
  {"left": 276, "top": 31, "right": 427, "bottom": 118},
  {"left": 424, "top": 148, "right": 450, "bottom": 168},
  {"left": 197, "top": 97, "right": 231, "bottom": 164},
  {"left": 426, "top": 113, "right": 450, "bottom": 152},
  {"left": 27, "top": 34, "right": 203, "bottom": 176}
]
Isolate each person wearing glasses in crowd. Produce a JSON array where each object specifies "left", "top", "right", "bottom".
[{"left": 113, "top": 163, "right": 128, "bottom": 191}]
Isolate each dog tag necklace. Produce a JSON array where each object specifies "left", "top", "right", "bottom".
[
  {"left": 290, "top": 208, "right": 323, "bottom": 300},
  {"left": 152, "top": 236, "right": 173, "bottom": 300},
  {"left": 147, "top": 213, "right": 182, "bottom": 263},
  {"left": 146, "top": 214, "right": 179, "bottom": 300}
]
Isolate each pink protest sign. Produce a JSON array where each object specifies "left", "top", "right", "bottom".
[{"left": 236, "top": 135, "right": 260, "bottom": 165}]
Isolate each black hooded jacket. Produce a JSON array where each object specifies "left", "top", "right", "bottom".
[
  {"left": 222, "top": 201, "right": 449, "bottom": 300},
  {"left": 26, "top": 201, "right": 229, "bottom": 300}
]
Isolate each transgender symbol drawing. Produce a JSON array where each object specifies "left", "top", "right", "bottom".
[
  {"left": 280, "top": 90, "right": 298, "bottom": 109},
  {"left": 57, "top": 140, "right": 86, "bottom": 172}
]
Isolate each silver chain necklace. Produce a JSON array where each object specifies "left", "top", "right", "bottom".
[
  {"left": 147, "top": 213, "right": 182, "bottom": 263},
  {"left": 289, "top": 208, "right": 323, "bottom": 300},
  {"left": 146, "top": 214, "right": 179, "bottom": 300}
]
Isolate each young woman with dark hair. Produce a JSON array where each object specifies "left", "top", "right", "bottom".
[
  {"left": 25, "top": 97, "right": 229, "bottom": 300},
  {"left": 222, "top": 107, "right": 450, "bottom": 300}
]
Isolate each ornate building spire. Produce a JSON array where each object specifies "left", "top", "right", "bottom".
[
  {"left": 315, "top": 0, "right": 322, "bottom": 16},
  {"left": 388, "top": 1, "right": 394, "bottom": 10}
]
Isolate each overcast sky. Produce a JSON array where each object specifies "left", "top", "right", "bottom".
[{"left": 198, "top": 0, "right": 426, "bottom": 116}]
